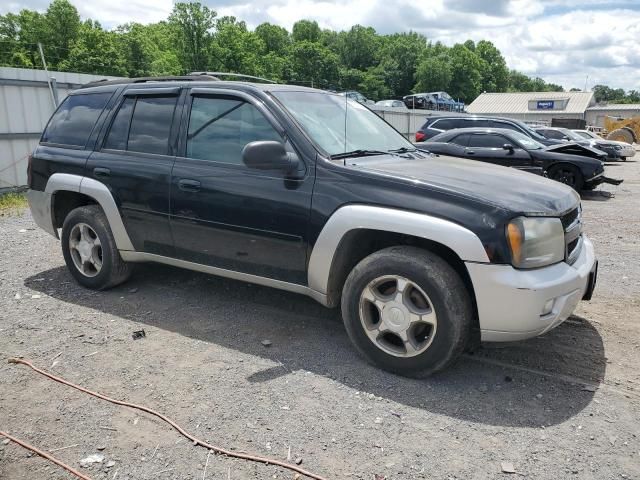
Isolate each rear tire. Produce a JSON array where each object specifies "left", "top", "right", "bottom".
[
  {"left": 341, "top": 246, "right": 473, "bottom": 377},
  {"left": 548, "top": 164, "right": 584, "bottom": 191},
  {"left": 61, "top": 205, "right": 132, "bottom": 290}
]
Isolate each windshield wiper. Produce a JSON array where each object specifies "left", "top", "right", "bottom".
[
  {"left": 330, "top": 149, "right": 389, "bottom": 160},
  {"left": 388, "top": 146, "right": 417, "bottom": 153}
]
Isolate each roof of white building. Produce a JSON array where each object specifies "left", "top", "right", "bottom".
[
  {"left": 467, "top": 91, "right": 595, "bottom": 115},
  {"left": 586, "top": 103, "right": 640, "bottom": 111}
]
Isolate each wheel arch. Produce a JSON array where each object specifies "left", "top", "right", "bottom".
[
  {"left": 45, "top": 173, "right": 135, "bottom": 251},
  {"left": 308, "top": 205, "right": 488, "bottom": 306}
]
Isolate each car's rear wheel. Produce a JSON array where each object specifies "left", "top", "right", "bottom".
[
  {"left": 341, "top": 246, "right": 473, "bottom": 377},
  {"left": 61, "top": 205, "right": 132, "bottom": 290},
  {"left": 548, "top": 165, "right": 584, "bottom": 191}
]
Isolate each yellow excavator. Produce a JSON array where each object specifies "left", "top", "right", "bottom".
[{"left": 604, "top": 116, "right": 640, "bottom": 144}]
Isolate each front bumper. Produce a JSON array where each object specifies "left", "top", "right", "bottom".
[{"left": 466, "top": 235, "right": 597, "bottom": 342}]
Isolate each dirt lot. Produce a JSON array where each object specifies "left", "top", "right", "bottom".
[{"left": 1, "top": 159, "right": 639, "bottom": 480}]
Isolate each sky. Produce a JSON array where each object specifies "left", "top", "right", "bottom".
[{"left": 3, "top": 0, "right": 640, "bottom": 91}]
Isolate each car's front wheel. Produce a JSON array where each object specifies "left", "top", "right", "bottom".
[
  {"left": 548, "top": 165, "right": 584, "bottom": 191},
  {"left": 341, "top": 246, "right": 473, "bottom": 377},
  {"left": 61, "top": 205, "right": 132, "bottom": 290}
]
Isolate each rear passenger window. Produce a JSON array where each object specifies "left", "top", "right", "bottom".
[
  {"left": 104, "top": 96, "right": 177, "bottom": 155},
  {"left": 488, "top": 120, "right": 518, "bottom": 131},
  {"left": 430, "top": 119, "right": 456, "bottom": 130},
  {"left": 469, "top": 134, "right": 507, "bottom": 148},
  {"left": 186, "top": 96, "right": 282, "bottom": 165},
  {"left": 42, "top": 93, "right": 111, "bottom": 147},
  {"left": 450, "top": 133, "right": 470, "bottom": 146}
]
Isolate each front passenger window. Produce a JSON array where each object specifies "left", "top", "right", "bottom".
[{"left": 186, "top": 96, "right": 282, "bottom": 165}]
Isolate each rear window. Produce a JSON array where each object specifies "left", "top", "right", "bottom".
[
  {"left": 103, "top": 95, "right": 178, "bottom": 156},
  {"left": 42, "top": 93, "right": 111, "bottom": 147}
]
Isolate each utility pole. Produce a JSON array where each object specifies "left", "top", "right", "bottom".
[{"left": 38, "top": 42, "right": 57, "bottom": 108}]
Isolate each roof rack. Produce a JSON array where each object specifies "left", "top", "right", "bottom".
[
  {"left": 79, "top": 74, "right": 220, "bottom": 89},
  {"left": 190, "top": 71, "right": 278, "bottom": 84}
]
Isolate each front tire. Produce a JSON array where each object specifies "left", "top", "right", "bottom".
[
  {"left": 548, "top": 165, "right": 584, "bottom": 191},
  {"left": 61, "top": 205, "right": 132, "bottom": 290},
  {"left": 341, "top": 246, "right": 473, "bottom": 377}
]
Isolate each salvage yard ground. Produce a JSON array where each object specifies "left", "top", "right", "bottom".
[{"left": 1, "top": 160, "right": 639, "bottom": 479}]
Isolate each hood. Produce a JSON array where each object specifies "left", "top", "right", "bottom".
[
  {"left": 345, "top": 153, "right": 579, "bottom": 216},
  {"left": 546, "top": 142, "right": 607, "bottom": 159},
  {"left": 534, "top": 148, "right": 604, "bottom": 169}
]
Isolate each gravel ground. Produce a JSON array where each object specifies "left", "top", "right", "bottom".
[{"left": 1, "top": 159, "right": 639, "bottom": 480}]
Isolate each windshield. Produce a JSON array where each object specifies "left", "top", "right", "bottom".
[
  {"left": 576, "top": 130, "right": 598, "bottom": 139},
  {"left": 273, "top": 91, "right": 414, "bottom": 156},
  {"left": 559, "top": 128, "right": 585, "bottom": 141},
  {"left": 512, "top": 119, "right": 549, "bottom": 141},
  {"left": 509, "top": 130, "right": 545, "bottom": 150}
]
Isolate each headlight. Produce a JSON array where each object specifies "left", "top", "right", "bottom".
[{"left": 506, "top": 217, "right": 564, "bottom": 269}]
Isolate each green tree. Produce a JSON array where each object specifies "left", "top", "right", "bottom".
[
  {"left": 447, "top": 43, "right": 482, "bottom": 102},
  {"left": 288, "top": 40, "right": 339, "bottom": 88},
  {"left": 42, "top": 0, "right": 80, "bottom": 67},
  {"left": 255, "top": 22, "right": 289, "bottom": 56},
  {"left": 475, "top": 40, "right": 508, "bottom": 92},
  {"left": 377, "top": 32, "right": 426, "bottom": 97},
  {"left": 291, "top": 19, "right": 321, "bottom": 43},
  {"left": 211, "top": 16, "right": 265, "bottom": 76},
  {"left": 168, "top": 2, "right": 216, "bottom": 72},
  {"left": 60, "top": 20, "right": 127, "bottom": 76},
  {"left": 337, "top": 25, "right": 378, "bottom": 71},
  {"left": 414, "top": 55, "right": 452, "bottom": 93}
]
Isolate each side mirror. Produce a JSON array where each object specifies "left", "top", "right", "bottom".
[
  {"left": 242, "top": 141, "right": 298, "bottom": 172},
  {"left": 503, "top": 143, "right": 514, "bottom": 152}
]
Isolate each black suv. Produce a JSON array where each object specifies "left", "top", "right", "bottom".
[{"left": 27, "top": 76, "right": 598, "bottom": 377}]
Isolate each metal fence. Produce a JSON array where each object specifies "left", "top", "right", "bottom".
[
  {"left": 0, "top": 67, "right": 120, "bottom": 190},
  {"left": 369, "top": 105, "right": 433, "bottom": 140}
]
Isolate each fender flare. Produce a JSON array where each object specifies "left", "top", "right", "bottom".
[
  {"left": 307, "top": 205, "right": 489, "bottom": 295},
  {"left": 45, "top": 173, "right": 135, "bottom": 251}
]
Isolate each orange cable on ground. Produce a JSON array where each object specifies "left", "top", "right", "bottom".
[
  {"left": 0, "top": 430, "right": 93, "bottom": 480},
  {"left": 8, "top": 358, "right": 328, "bottom": 480}
]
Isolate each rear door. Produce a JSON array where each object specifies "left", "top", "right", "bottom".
[
  {"left": 87, "top": 87, "right": 182, "bottom": 256},
  {"left": 466, "top": 133, "right": 532, "bottom": 169},
  {"left": 169, "top": 89, "right": 313, "bottom": 285}
]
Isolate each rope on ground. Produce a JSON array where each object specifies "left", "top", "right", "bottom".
[
  {"left": 0, "top": 430, "right": 93, "bottom": 480},
  {"left": 8, "top": 358, "right": 328, "bottom": 480}
]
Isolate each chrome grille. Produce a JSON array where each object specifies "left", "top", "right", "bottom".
[{"left": 562, "top": 206, "right": 582, "bottom": 265}]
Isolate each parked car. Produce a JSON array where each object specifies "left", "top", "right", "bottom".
[
  {"left": 422, "top": 128, "right": 622, "bottom": 191},
  {"left": 375, "top": 99, "right": 408, "bottom": 109},
  {"left": 403, "top": 92, "right": 464, "bottom": 112},
  {"left": 28, "top": 76, "right": 598, "bottom": 377},
  {"left": 416, "top": 115, "right": 612, "bottom": 160},
  {"left": 573, "top": 129, "right": 636, "bottom": 160},
  {"left": 338, "top": 90, "right": 375, "bottom": 105},
  {"left": 535, "top": 126, "right": 623, "bottom": 161}
]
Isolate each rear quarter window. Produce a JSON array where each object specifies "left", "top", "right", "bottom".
[{"left": 41, "top": 92, "right": 111, "bottom": 147}]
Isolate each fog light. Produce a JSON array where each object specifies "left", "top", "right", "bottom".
[{"left": 541, "top": 299, "right": 554, "bottom": 316}]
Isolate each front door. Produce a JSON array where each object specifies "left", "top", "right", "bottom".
[
  {"left": 169, "top": 91, "right": 313, "bottom": 285},
  {"left": 465, "top": 133, "right": 532, "bottom": 169},
  {"left": 87, "top": 88, "right": 181, "bottom": 256}
]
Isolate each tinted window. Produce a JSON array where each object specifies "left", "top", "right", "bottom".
[
  {"left": 430, "top": 118, "right": 457, "bottom": 130},
  {"left": 542, "top": 129, "right": 567, "bottom": 140},
  {"left": 187, "top": 96, "right": 282, "bottom": 165},
  {"left": 128, "top": 97, "right": 177, "bottom": 155},
  {"left": 104, "top": 97, "right": 134, "bottom": 150},
  {"left": 464, "top": 119, "right": 490, "bottom": 128},
  {"left": 42, "top": 93, "right": 111, "bottom": 147},
  {"left": 487, "top": 120, "right": 519, "bottom": 131},
  {"left": 450, "top": 133, "right": 470, "bottom": 146},
  {"left": 469, "top": 134, "right": 508, "bottom": 148}
]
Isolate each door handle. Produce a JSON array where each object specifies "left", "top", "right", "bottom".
[
  {"left": 178, "top": 179, "right": 201, "bottom": 192},
  {"left": 93, "top": 167, "right": 111, "bottom": 178},
  {"left": 466, "top": 150, "right": 476, "bottom": 155}
]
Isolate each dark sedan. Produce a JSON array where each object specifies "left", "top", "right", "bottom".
[
  {"left": 419, "top": 128, "right": 622, "bottom": 191},
  {"left": 535, "top": 126, "right": 623, "bottom": 161}
]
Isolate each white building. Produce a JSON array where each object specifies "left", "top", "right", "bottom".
[{"left": 467, "top": 91, "right": 640, "bottom": 129}]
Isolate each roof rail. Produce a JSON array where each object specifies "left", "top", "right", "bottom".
[
  {"left": 190, "top": 71, "right": 278, "bottom": 84},
  {"left": 79, "top": 74, "right": 220, "bottom": 89}
]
